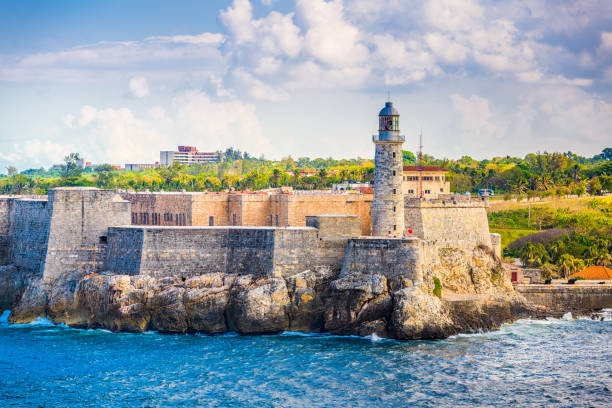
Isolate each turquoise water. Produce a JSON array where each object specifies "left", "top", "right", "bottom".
[{"left": 0, "top": 311, "right": 610, "bottom": 407}]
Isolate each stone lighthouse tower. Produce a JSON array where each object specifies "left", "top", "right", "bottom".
[{"left": 371, "top": 101, "right": 405, "bottom": 237}]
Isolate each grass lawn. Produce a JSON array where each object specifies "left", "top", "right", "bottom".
[{"left": 490, "top": 228, "right": 539, "bottom": 249}]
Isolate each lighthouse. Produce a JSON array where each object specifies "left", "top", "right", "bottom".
[{"left": 371, "top": 101, "right": 405, "bottom": 237}]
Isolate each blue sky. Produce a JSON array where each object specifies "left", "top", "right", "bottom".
[{"left": 1, "top": 0, "right": 611, "bottom": 170}]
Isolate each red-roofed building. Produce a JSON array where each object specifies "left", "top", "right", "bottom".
[{"left": 402, "top": 165, "right": 450, "bottom": 198}]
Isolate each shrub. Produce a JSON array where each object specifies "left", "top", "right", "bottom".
[{"left": 433, "top": 277, "right": 442, "bottom": 299}]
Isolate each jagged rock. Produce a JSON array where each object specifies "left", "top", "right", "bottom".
[
  {"left": 8, "top": 277, "right": 49, "bottom": 323},
  {"left": 437, "top": 247, "right": 473, "bottom": 293},
  {"left": 285, "top": 268, "right": 338, "bottom": 332},
  {"left": 226, "top": 276, "right": 290, "bottom": 333},
  {"left": 183, "top": 274, "right": 232, "bottom": 333},
  {"left": 390, "top": 285, "right": 455, "bottom": 339},
  {"left": 0, "top": 265, "right": 30, "bottom": 311},
  {"left": 324, "top": 273, "right": 391, "bottom": 337}
]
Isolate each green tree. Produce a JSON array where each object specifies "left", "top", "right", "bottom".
[{"left": 61, "top": 153, "right": 83, "bottom": 180}]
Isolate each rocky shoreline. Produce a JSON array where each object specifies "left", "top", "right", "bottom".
[{"left": 0, "top": 247, "right": 540, "bottom": 340}]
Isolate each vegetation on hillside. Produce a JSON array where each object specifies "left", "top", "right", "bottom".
[
  {"left": 1, "top": 147, "right": 610, "bottom": 196},
  {"left": 489, "top": 197, "right": 612, "bottom": 278}
]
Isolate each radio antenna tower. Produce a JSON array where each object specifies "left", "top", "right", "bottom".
[{"left": 418, "top": 129, "right": 423, "bottom": 199}]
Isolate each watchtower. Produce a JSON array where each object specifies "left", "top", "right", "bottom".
[{"left": 371, "top": 101, "right": 405, "bottom": 237}]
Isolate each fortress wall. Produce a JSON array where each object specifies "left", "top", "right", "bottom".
[
  {"left": 192, "top": 193, "right": 229, "bottom": 226},
  {"left": 0, "top": 197, "right": 13, "bottom": 236},
  {"left": 8, "top": 199, "right": 51, "bottom": 273},
  {"left": 340, "top": 238, "right": 425, "bottom": 283},
  {"left": 0, "top": 197, "right": 14, "bottom": 265},
  {"left": 271, "top": 193, "right": 373, "bottom": 235},
  {"left": 271, "top": 228, "right": 320, "bottom": 278},
  {"left": 226, "top": 228, "right": 275, "bottom": 275},
  {"left": 104, "top": 227, "right": 144, "bottom": 275},
  {"left": 105, "top": 226, "right": 321, "bottom": 279},
  {"left": 122, "top": 193, "right": 192, "bottom": 226},
  {"left": 43, "top": 188, "right": 131, "bottom": 280},
  {"left": 404, "top": 198, "right": 492, "bottom": 251},
  {"left": 229, "top": 194, "right": 271, "bottom": 227}
]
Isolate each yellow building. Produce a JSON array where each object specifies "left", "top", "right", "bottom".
[{"left": 402, "top": 166, "right": 450, "bottom": 198}]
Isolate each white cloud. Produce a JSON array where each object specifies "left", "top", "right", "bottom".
[
  {"left": 39, "top": 91, "right": 276, "bottom": 166},
  {"left": 0, "top": 139, "right": 77, "bottom": 169},
  {"left": 129, "top": 76, "right": 149, "bottom": 98},
  {"left": 146, "top": 33, "right": 225, "bottom": 45},
  {"left": 296, "top": 0, "right": 368, "bottom": 67},
  {"left": 450, "top": 94, "right": 498, "bottom": 137}
]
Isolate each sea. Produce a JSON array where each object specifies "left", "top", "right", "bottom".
[{"left": 0, "top": 310, "right": 610, "bottom": 407}]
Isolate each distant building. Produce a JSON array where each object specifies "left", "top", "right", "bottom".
[
  {"left": 402, "top": 166, "right": 450, "bottom": 198},
  {"left": 332, "top": 182, "right": 371, "bottom": 192},
  {"left": 76, "top": 158, "right": 92, "bottom": 169},
  {"left": 124, "top": 163, "right": 159, "bottom": 171},
  {"left": 160, "top": 146, "right": 221, "bottom": 165}
]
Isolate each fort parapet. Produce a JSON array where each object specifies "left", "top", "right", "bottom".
[{"left": 0, "top": 187, "right": 500, "bottom": 282}]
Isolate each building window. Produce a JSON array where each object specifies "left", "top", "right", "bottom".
[
  {"left": 393, "top": 170, "right": 396, "bottom": 176},
  {"left": 99, "top": 236, "right": 107, "bottom": 244},
  {"left": 393, "top": 206, "right": 396, "bottom": 212},
  {"left": 393, "top": 152, "right": 396, "bottom": 158},
  {"left": 425, "top": 189, "right": 431, "bottom": 194},
  {"left": 435, "top": 176, "right": 440, "bottom": 181},
  {"left": 393, "top": 225, "right": 396, "bottom": 231},
  {"left": 233, "top": 214, "right": 237, "bottom": 226},
  {"left": 408, "top": 189, "right": 414, "bottom": 194},
  {"left": 440, "top": 188, "right": 443, "bottom": 192},
  {"left": 269, "top": 215, "right": 273, "bottom": 226},
  {"left": 275, "top": 215, "right": 279, "bottom": 226},
  {"left": 393, "top": 188, "right": 396, "bottom": 194},
  {"left": 209, "top": 216, "right": 214, "bottom": 226}
]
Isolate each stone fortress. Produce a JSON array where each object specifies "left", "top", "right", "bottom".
[{"left": 0, "top": 101, "right": 514, "bottom": 339}]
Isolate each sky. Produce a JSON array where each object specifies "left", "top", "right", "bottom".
[{"left": 1, "top": 0, "right": 611, "bottom": 170}]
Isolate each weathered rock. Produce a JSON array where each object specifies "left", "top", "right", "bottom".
[
  {"left": 8, "top": 277, "right": 49, "bottom": 323},
  {"left": 226, "top": 276, "right": 290, "bottom": 333},
  {"left": 324, "top": 273, "right": 391, "bottom": 337},
  {"left": 0, "top": 265, "right": 31, "bottom": 312},
  {"left": 390, "top": 285, "right": 454, "bottom": 339},
  {"left": 183, "top": 273, "right": 232, "bottom": 333},
  {"left": 285, "top": 268, "right": 338, "bottom": 332}
]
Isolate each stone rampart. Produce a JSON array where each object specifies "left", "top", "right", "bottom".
[
  {"left": 516, "top": 284, "right": 612, "bottom": 314},
  {"left": 340, "top": 237, "right": 436, "bottom": 285},
  {"left": 8, "top": 198, "right": 51, "bottom": 273},
  {"left": 43, "top": 188, "right": 131, "bottom": 280},
  {"left": 404, "top": 198, "right": 492, "bottom": 251},
  {"left": 105, "top": 226, "right": 327, "bottom": 279},
  {"left": 0, "top": 197, "right": 14, "bottom": 265}
]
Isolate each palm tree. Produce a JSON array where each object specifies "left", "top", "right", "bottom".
[{"left": 595, "top": 253, "right": 612, "bottom": 267}]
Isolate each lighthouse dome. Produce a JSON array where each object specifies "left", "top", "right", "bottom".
[{"left": 379, "top": 101, "right": 399, "bottom": 116}]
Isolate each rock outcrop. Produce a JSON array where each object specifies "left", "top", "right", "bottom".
[{"left": 0, "top": 244, "right": 533, "bottom": 339}]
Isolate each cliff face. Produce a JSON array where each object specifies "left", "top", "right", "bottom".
[{"left": 0, "top": 244, "right": 532, "bottom": 339}]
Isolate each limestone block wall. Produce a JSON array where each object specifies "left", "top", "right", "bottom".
[
  {"left": 122, "top": 192, "right": 192, "bottom": 226},
  {"left": 8, "top": 199, "right": 51, "bottom": 273},
  {"left": 105, "top": 226, "right": 327, "bottom": 279},
  {"left": 43, "top": 188, "right": 131, "bottom": 280},
  {"left": 192, "top": 193, "right": 229, "bottom": 226},
  {"left": 228, "top": 193, "right": 270, "bottom": 226},
  {"left": 271, "top": 193, "right": 373, "bottom": 235},
  {"left": 404, "top": 198, "right": 492, "bottom": 251},
  {"left": 340, "top": 237, "right": 428, "bottom": 283},
  {"left": 305, "top": 214, "right": 361, "bottom": 239},
  {"left": 516, "top": 284, "right": 612, "bottom": 313},
  {"left": 0, "top": 197, "right": 14, "bottom": 265}
]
